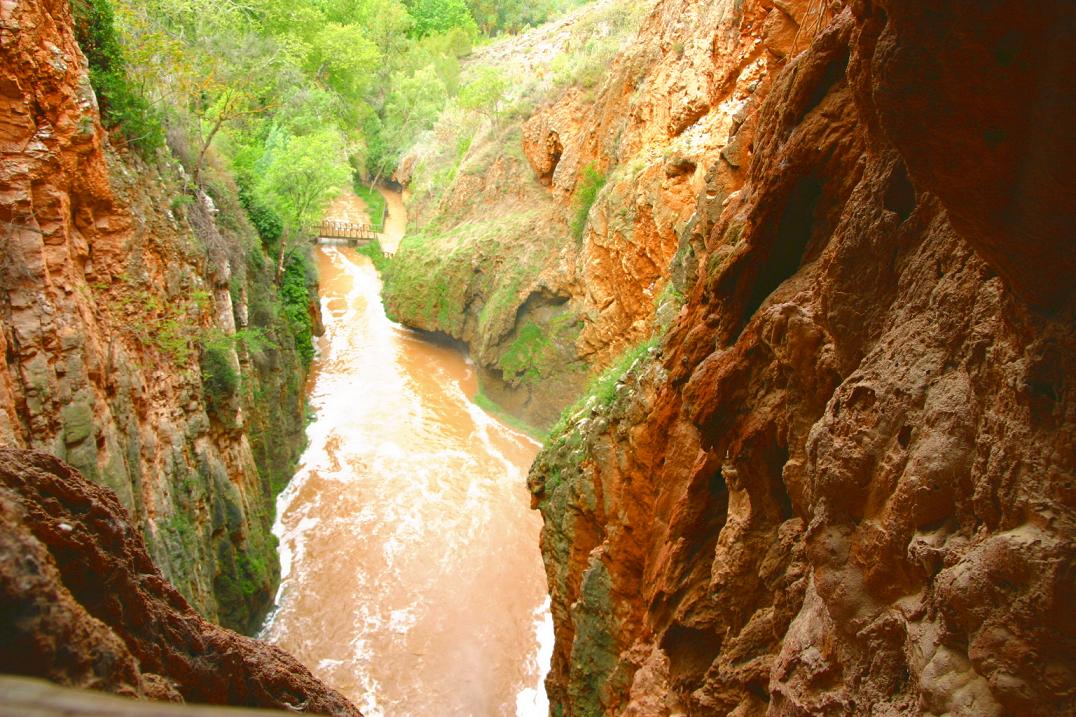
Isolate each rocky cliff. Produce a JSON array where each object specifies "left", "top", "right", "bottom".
[
  {"left": 383, "top": 0, "right": 840, "bottom": 430},
  {"left": 0, "top": 0, "right": 311, "bottom": 632},
  {"left": 530, "top": 0, "right": 1075, "bottom": 715},
  {"left": 0, "top": 447, "right": 359, "bottom": 715}
]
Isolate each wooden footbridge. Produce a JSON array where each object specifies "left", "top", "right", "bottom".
[{"left": 309, "top": 219, "right": 377, "bottom": 246}]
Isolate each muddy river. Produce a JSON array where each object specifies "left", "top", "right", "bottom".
[{"left": 260, "top": 243, "right": 552, "bottom": 716}]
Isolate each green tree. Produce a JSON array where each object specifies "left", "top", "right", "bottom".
[
  {"left": 72, "top": 0, "right": 163, "bottom": 151},
  {"left": 190, "top": 33, "right": 285, "bottom": 181},
  {"left": 405, "top": 0, "right": 478, "bottom": 39},
  {"left": 257, "top": 128, "right": 351, "bottom": 280},
  {"left": 306, "top": 23, "right": 381, "bottom": 101},
  {"left": 375, "top": 64, "right": 448, "bottom": 182},
  {"left": 458, "top": 66, "right": 507, "bottom": 120}
]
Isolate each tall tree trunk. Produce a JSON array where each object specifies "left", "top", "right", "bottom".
[
  {"left": 275, "top": 227, "right": 290, "bottom": 284},
  {"left": 193, "top": 115, "right": 226, "bottom": 186}
]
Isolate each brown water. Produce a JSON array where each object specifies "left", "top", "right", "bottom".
[
  {"left": 261, "top": 246, "right": 552, "bottom": 717},
  {"left": 376, "top": 186, "right": 407, "bottom": 253}
]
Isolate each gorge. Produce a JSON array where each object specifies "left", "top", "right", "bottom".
[
  {"left": 1, "top": 0, "right": 1074, "bottom": 716},
  {"left": 261, "top": 200, "right": 551, "bottom": 716}
]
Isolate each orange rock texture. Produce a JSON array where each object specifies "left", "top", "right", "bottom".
[
  {"left": 530, "top": 0, "right": 1075, "bottom": 715},
  {"left": 386, "top": 0, "right": 825, "bottom": 427},
  {"left": 0, "top": 447, "right": 360, "bottom": 715},
  {"left": 0, "top": 0, "right": 310, "bottom": 631},
  {"left": 519, "top": 0, "right": 825, "bottom": 366}
]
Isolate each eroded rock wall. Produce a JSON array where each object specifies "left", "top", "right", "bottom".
[
  {"left": 0, "top": 447, "right": 359, "bottom": 715},
  {"left": 531, "top": 1, "right": 1075, "bottom": 715},
  {"left": 0, "top": 0, "right": 308, "bottom": 632},
  {"left": 386, "top": 0, "right": 829, "bottom": 428}
]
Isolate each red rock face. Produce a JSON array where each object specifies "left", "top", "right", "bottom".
[
  {"left": 531, "top": 1, "right": 1075, "bottom": 715},
  {"left": 0, "top": 447, "right": 361, "bottom": 715},
  {"left": 0, "top": 0, "right": 307, "bottom": 631}
]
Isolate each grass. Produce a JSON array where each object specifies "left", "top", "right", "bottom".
[
  {"left": 356, "top": 237, "right": 392, "bottom": 273},
  {"left": 353, "top": 180, "right": 387, "bottom": 232}
]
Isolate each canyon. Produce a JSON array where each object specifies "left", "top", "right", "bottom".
[{"left": 1, "top": 0, "right": 1073, "bottom": 715}]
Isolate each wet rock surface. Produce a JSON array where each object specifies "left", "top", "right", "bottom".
[
  {"left": 531, "top": 1, "right": 1075, "bottom": 715},
  {"left": 0, "top": 447, "right": 360, "bottom": 715}
]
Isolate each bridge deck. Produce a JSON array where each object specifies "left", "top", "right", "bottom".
[{"left": 308, "top": 219, "right": 378, "bottom": 246}]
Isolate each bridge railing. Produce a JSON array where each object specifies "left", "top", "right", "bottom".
[{"left": 307, "top": 220, "right": 377, "bottom": 242}]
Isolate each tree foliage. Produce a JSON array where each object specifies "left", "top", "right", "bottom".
[
  {"left": 91, "top": 0, "right": 588, "bottom": 225},
  {"left": 458, "top": 67, "right": 508, "bottom": 119},
  {"left": 405, "top": 0, "right": 478, "bottom": 38},
  {"left": 71, "top": 0, "right": 163, "bottom": 151},
  {"left": 258, "top": 129, "right": 351, "bottom": 232}
]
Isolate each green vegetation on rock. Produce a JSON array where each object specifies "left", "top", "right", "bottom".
[
  {"left": 571, "top": 163, "right": 606, "bottom": 242},
  {"left": 547, "top": 335, "right": 658, "bottom": 444},
  {"left": 376, "top": 0, "right": 651, "bottom": 428},
  {"left": 71, "top": 0, "right": 163, "bottom": 151},
  {"left": 280, "top": 254, "right": 317, "bottom": 367},
  {"left": 499, "top": 313, "right": 583, "bottom": 386},
  {"left": 199, "top": 346, "right": 239, "bottom": 422},
  {"left": 382, "top": 210, "right": 546, "bottom": 333},
  {"left": 356, "top": 237, "right": 393, "bottom": 273}
]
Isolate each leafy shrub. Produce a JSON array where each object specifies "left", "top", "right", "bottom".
[
  {"left": 71, "top": 0, "right": 163, "bottom": 152},
  {"left": 237, "top": 179, "right": 283, "bottom": 251},
  {"left": 280, "top": 254, "right": 315, "bottom": 366},
  {"left": 200, "top": 345, "right": 239, "bottom": 420},
  {"left": 571, "top": 163, "right": 606, "bottom": 242}
]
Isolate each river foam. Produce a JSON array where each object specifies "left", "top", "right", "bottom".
[{"left": 262, "top": 247, "right": 551, "bottom": 717}]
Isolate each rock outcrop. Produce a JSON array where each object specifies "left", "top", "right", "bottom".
[
  {"left": 530, "top": 0, "right": 1075, "bottom": 715},
  {"left": 0, "top": 447, "right": 360, "bottom": 715},
  {"left": 0, "top": 0, "right": 310, "bottom": 631}
]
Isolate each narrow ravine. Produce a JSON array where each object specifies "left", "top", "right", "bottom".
[{"left": 261, "top": 237, "right": 552, "bottom": 717}]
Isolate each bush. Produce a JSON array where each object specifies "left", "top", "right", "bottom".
[
  {"left": 237, "top": 178, "right": 283, "bottom": 251},
  {"left": 71, "top": 0, "right": 163, "bottom": 152},
  {"left": 201, "top": 345, "right": 239, "bottom": 420},
  {"left": 571, "top": 163, "right": 606, "bottom": 242},
  {"left": 280, "top": 254, "right": 315, "bottom": 366}
]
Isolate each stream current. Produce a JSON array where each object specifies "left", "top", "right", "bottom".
[{"left": 261, "top": 244, "right": 552, "bottom": 716}]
